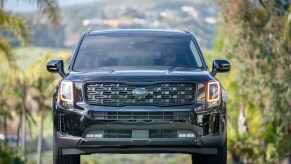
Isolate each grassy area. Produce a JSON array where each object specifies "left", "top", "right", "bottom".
[
  {"left": 83, "top": 153, "right": 191, "bottom": 164},
  {"left": 29, "top": 151, "right": 192, "bottom": 164}
]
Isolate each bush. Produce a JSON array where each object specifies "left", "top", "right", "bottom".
[{"left": 0, "top": 146, "right": 27, "bottom": 164}]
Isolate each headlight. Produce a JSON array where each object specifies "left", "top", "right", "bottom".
[
  {"left": 59, "top": 81, "right": 83, "bottom": 109},
  {"left": 60, "top": 81, "right": 73, "bottom": 102},
  {"left": 206, "top": 81, "right": 221, "bottom": 108},
  {"left": 207, "top": 81, "right": 220, "bottom": 102},
  {"left": 59, "top": 81, "right": 74, "bottom": 108}
]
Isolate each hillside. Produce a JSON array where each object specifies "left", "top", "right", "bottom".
[{"left": 22, "top": 0, "right": 218, "bottom": 49}]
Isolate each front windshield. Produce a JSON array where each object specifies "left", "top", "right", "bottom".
[{"left": 73, "top": 35, "right": 204, "bottom": 71}]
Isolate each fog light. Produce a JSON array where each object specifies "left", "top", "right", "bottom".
[
  {"left": 86, "top": 134, "right": 94, "bottom": 138},
  {"left": 94, "top": 134, "right": 103, "bottom": 138},
  {"left": 187, "top": 133, "right": 195, "bottom": 137},
  {"left": 86, "top": 130, "right": 104, "bottom": 138},
  {"left": 177, "top": 131, "right": 195, "bottom": 138}
]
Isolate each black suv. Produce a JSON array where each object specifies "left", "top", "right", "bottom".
[{"left": 47, "top": 29, "right": 231, "bottom": 164}]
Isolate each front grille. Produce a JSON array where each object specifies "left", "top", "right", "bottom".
[
  {"left": 91, "top": 111, "right": 190, "bottom": 120},
  {"left": 85, "top": 82, "right": 196, "bottom": 106}
]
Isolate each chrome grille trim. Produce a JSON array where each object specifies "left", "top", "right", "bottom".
[{"left": 84, "top": 82, "right": 196, "bottom": 106}]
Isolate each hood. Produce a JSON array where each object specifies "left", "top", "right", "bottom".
[{"left": 64, "top": 66, "right": 215, "bottom": 83}]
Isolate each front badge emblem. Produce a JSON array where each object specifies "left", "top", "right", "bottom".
[{"left": 132, "top": 88, "right": 148, "bottom": 99}]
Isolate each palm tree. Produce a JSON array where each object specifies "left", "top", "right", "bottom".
[
  {"left": 0, "top": 82, "right": 13, "bottom": 147},
  {"left": 26, "top": 53, "right": 68, "bottom": 164},
  {"left": 0, "top": 0, "right": 60, "bottom": 66},
  {"left": 3, "top": 68, "right": 36, "bottom": 147},
  {"left": 0, "top": 1, "right": 60, "bottom": 163}
]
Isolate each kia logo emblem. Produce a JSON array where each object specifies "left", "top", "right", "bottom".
[{"left": 132, "top": 88, "right": 149, "bottom": 99}]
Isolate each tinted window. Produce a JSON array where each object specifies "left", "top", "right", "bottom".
[{"left": 73, "top": 35, "right": 204, "bottom": 70}]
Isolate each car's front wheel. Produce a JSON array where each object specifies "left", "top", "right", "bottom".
[
  {"left": 191, "top": 139, "right": 227, "bottom": 164},
  {"left": 53, "top": 135, "right": 80, "bottom": 164}
]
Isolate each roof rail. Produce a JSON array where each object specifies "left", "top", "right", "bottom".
[
  {"left": 82, "top": 29, "right": 93, "bottom": 35},
  {"left": 183, "top": 28, "right": 191, "bottom": 34}
]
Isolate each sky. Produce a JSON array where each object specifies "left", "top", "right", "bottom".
[{"left": 4, "top": 0, "right": 99, "bottom": 12}]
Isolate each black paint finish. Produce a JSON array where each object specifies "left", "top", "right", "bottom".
[{"left": 48, "top": 29, "right": 230, "bottom": 155}]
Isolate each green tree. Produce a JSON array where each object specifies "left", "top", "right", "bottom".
[
  {"left": 0, "top": 82, "right": 12, "bottom": 147},
  {"left": 219, "top": 0, "right": 291, "bottom": 162}
]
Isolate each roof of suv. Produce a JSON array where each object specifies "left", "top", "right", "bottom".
[{"left": 87, "top": 29, "right": 191, "bottom": 37}]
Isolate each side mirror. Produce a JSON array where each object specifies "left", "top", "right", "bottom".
[
  {"left": 211, "top": 59, "right": 231, "bottom": 76},
  {"left": 47, "top": 60, "right": 66, "bottom": 77}
]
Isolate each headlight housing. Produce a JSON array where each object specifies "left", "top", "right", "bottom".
[
  {"left": 206, "top": 81, "right": 221, "bottom": 108},
  {"left": 58, "top": 80, "right": 83, "bottom": 109},
  {"left": 60, "top": 81, "right": 73, "bottom": 102}
]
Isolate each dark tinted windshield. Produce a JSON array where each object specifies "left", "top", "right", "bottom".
[{"left": 73, "top": 35, "right": 204, "bottom": 71}]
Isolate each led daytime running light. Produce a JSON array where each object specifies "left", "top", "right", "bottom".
[{"left": 207, "top": 81, "right": 220, "bottom": 102}]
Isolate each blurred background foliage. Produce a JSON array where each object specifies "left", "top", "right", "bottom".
[{"left": 0, "top": 0, "right": 290, "bottom": 163}]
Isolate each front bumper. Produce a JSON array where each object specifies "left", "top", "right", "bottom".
[{"left": 53, "top": 102, "right": 226, "bottom": 154}]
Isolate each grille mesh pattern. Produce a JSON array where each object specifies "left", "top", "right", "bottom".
[
  {"left": 91, "top": 111, "right": 190, "bottom": 120},
  {"left": 85, "top": 82, "right": 196, "bottom": 106}
]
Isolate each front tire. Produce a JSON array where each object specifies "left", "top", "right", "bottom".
[
  {"left": 53, "top": 134, "right": 80, "bottom": 164},
  {"left": 191, "top": 139, "right": 227, "bottom": 164}
]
